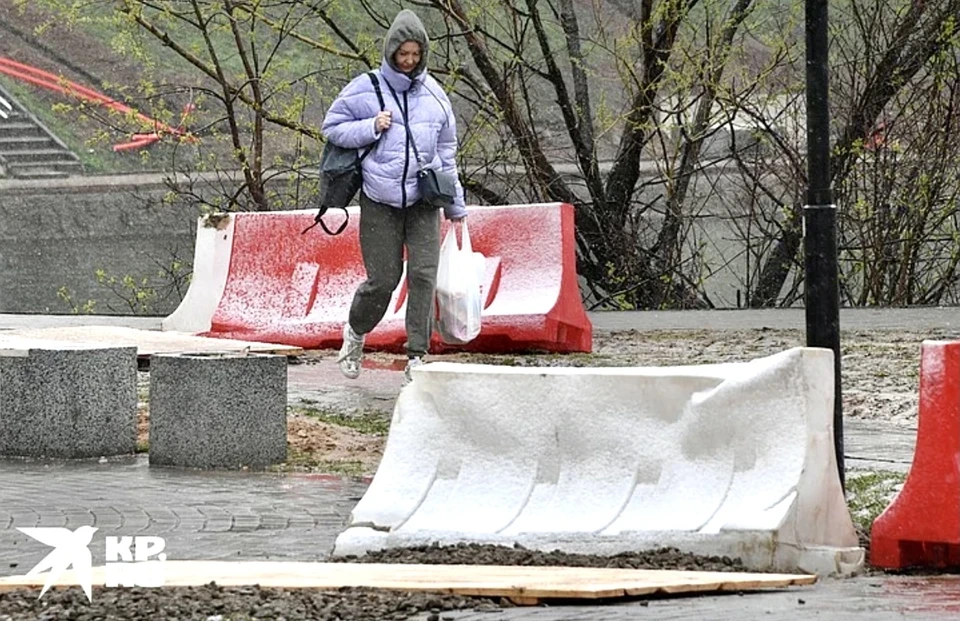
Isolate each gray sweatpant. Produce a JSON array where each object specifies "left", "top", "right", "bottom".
[{"left": 348, "top": 193, "right": 441, "bottom": 357}]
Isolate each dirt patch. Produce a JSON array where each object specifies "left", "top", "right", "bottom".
[
  {"left": 282, "top": 411, "right": 385, "bottom": 476},
  {"left": 135, "top": 408, "right": 385, "bottom": 476},
  {"left": 136, "top": 406, "right": 149, "bottom": 453}
]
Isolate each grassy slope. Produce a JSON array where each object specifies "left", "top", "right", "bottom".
[
  {"left": 0, "top": 2, "right": 329, "bottom": 174},
  {"left": 0, "top": 3, "right": 173, "bottom": 172}
]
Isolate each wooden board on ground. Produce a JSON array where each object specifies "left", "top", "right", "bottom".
[
  {"left": 0, "top": 326, "right": 303, "bottom": 358},
  {"left": 0, "top": 562, "right": 817, "bottom": 605}
]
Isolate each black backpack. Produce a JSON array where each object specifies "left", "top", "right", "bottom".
[{"left": 303, "top": 72, "right": 386, "bottom": 235}]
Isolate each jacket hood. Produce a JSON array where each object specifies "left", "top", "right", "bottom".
[{"left": 383, "top": 10, "right": 429, "bottom": 79}]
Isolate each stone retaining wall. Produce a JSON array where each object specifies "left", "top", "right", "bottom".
[{"left": 0, "top": 174, "right": 204, "bottom": 315}]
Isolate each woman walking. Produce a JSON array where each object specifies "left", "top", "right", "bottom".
[{"left": 322, "top": 9, "right": 467, "bottom": 382}]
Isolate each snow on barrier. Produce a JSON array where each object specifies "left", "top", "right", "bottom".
[
  {"left": 162, "top": 203, "right": 592, "bottom": 353},
  {"left": 871, "top": 340, "right": 960, "bottom": 569},
  {"left": 332, "top": 347, "right": 864, "bottom": 576}
]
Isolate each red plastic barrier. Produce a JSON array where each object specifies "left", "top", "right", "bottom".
[
  {"left": 871, "top": 340, "right": 960, "bottom": 569},
  {"left": 203, "top": 203, "right": 592, "bottom": 353}
]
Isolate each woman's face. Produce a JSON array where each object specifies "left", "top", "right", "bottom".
[{"left": 394, "top": 41, "right": 422, "bottom": 74}]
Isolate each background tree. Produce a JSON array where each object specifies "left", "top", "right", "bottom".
[{"left": 743, "top": 0, "right": 960, "bottom": 306}]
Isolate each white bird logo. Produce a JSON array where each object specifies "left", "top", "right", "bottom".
[{"left": 18, "top": 526, "right": 98, "bottom": 602}]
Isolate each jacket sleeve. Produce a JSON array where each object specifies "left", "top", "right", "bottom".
[
  {"left": 321, "top": 78, "right": 379, "bottom": 149},
  {"left": 436, "top": 91, "right": 468, "bottom": 220}
]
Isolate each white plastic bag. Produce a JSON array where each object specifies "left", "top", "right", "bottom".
[{"left": 436, "top": 221, "right": 483, "bottom": 344}]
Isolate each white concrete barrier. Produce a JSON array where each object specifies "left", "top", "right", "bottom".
[
  {"left": 333, "top": 347, "right": 864, "bottom": 575},
  {"left": 161, "top": 214, "right": 235, "bottom": 334}
]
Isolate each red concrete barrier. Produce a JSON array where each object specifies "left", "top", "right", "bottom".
[
  {"left": 871, "top": 340, "right": 960, "bottom": 569},
  {"left": 200, "top": 203, "right": 592, "bottom": 353}
]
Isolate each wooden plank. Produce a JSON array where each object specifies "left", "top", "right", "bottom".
[
  {"left": 0, "top": 326, "right": 303, "bottom": 358},
  {"left": 0, "top": 562, "right": 817, "bottom": 604}
]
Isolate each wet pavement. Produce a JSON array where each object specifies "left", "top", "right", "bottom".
[
  {"left": 0, "top": 455, "right": 369, "bottom": 578},
  {"left": 287, "top": 354, "right": 405, "bottom": 415}
]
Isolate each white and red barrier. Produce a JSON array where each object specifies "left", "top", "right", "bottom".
[
  {"left": 161, "top": 215, "right": 234, "bottom": 334},
  {"left": 333, "top": 348, "right": 864, "bottom": 576},
  {"left": 163, "top": 204, "right": 592, "bottom": 353}
]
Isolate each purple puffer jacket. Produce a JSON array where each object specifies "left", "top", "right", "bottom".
[{"left": 321, "top": 61, "right": 467, "bottom": 220}]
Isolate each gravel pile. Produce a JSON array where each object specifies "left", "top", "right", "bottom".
[
  {"left": 337, "top": 542, "right": 751, "bottom": 572},
  {"left": 0, "top": 544, "right": 756, "bottom": 620},
  {"left": 0, "top": 583, "right": 493, "bottom": 621}
]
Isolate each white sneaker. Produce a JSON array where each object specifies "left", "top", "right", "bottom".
[
  {"left": 338, "top": 323, "right": 365, "bottom": 379},
  {"left": 404, "top": 356, "right": 423, "bottom": 384}
]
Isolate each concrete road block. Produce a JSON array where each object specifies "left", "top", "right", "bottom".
[
  {"left": 149, "top": 352, "right": 287, "bottom": 469},
  {"left": 0, "top": 341, "right": 137, "bottom": 458},
  {"left": 333, "top": 347, "right": 864, "bottom": 576}
]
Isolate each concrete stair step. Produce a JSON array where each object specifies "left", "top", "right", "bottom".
[
  {"left": 7, "top": 160, "right": 83, "bottom": 175},
  {"left": 0, "top": 122, "right": 45, "bottom": 137},
  {"left": 0, "top": 135, "right": 56, "bottom": 149},
  {"left": 0, "top": 86, "right": 82, "bottom": 179},
  {"left": 0, "top": 148, "right": 80, "bottom": 163},
  {"left": 7, "top": 167, "right": 71, "bottom": 179}
]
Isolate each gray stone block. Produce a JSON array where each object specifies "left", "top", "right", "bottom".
[
  {"left": 149, "top": 352, "right": 287, "bottom": 469},
  {"left": 0, "top": 345, "right": 138, "bottom": 458}
]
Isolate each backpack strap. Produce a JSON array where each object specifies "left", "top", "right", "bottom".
[
  {"left": 359, "top": 71, "right": 386, "bottom": 164},
  {"left": 368, "top": 71, "right": 386, "bottom": 111},
  {"left": 301, "top": 205, "right": 349, "bottom": 235}
]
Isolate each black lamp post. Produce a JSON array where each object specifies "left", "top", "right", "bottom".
[{"left": 804, "top": 0, "right": 844, "bottom": 491}]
